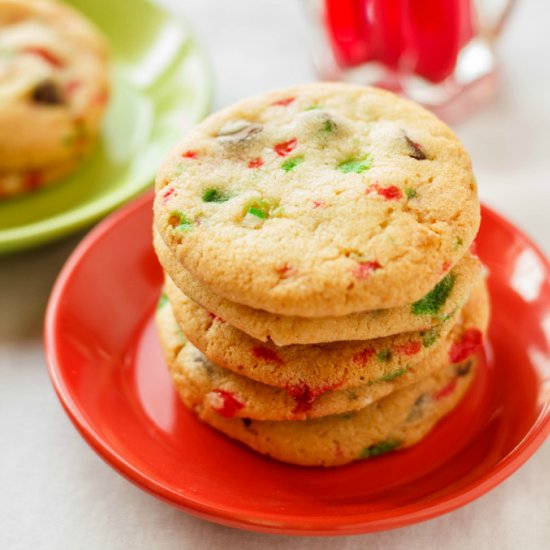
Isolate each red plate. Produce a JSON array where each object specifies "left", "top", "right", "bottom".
[{"left": 45, "top": 192, "right": 550, "bottom": 535}]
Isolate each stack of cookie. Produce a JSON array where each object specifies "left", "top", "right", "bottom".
[
  {"left": 153, "top": 83, "right": 489, "bottom": 467},
  {"left": 0, "top": 0, "right": 109, "bottom": 197}
]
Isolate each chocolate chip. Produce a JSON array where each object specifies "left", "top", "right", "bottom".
[
  {"left": 32, "top": 79, "right": 64, "bottom": 105},
  {"left": 456, "top": 359, "right": 473, "bottom": 377},
  {"left": 346, "top": 390, "right": 359, "bottom": 401},
  {"left": 241, "top": 418, "right": 252, "bottom": 428},
  {"left": 193, "top": 350, "right": 214, "bottom": 375},
  {"left": 217, "top": 120, "right": 263, "bottom": 143},
  {"left": 406, "top": 393, "right": 430, "bottom": 422},
  {"left": 404, "top": 134, "right": 427, "bottom": 160}
]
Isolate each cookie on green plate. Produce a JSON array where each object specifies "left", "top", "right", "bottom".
[{"left": 0, "top": 0, "right": 110, "bottom": 197}]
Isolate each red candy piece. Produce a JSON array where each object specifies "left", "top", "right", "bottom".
[
  {"left": 247, "top": 157, "right": 264, "bottom": 169},
  {"left": 368, "top": 183, "right": 403, "bottom": 200},
  {"left": 353, "top": 260, "right": 381, "bottom": 280},
  {"left": 287, "top": 382, "right": 340, "bottom": 415},
  {"left": 161, "top": 187, "right": 176, "bottom": 203},
  {"left": 442, "top": 260, "right": 452, "bottom": 273},
  {"left": 92, "top": 89, "right": 109, "bottom": 106},
  {"left": 206, "top": 311, "right": 224, "bottom": 323},
  {"left": 312, "top": 200, "right": 324, "bottom": 209},
  {"left": 274, "top": 138, "right": 297, "bottom": 157},
  {"left": 65, "top": 80, "right": 81, "bottom": 95},
  {"left": 210, "top": 389, "right": 245, "bottom": 418},
  {"left": 251, "top": 346, "right": 283, "bottom": 365},
  {"left": 24, "top": 171, "right": 42, "bottom": 190},
  {"left": 449, "top": 328, "right": 483, "bottom": 363},
  {"left": 182, "top": 150, "right": 198, "bottom": 159},
  {"left": 275, "top": 263, "right": 293, "bottom": 279},
  {"left": 352, "top": 348, "right": 375, "bottom": 365},
  {"left": 23, "top": 46, "right": 63, "bottom": 68},
  {"left": 395, "top": 341, "right": 422, "bottom": 355},
  {"left": 286, "top": 384, "right": 316, "bottom": 415},
  {"left": 433, "top": 378, "right": 458, "bottom": 401},
  {"left": 272, "top": 97, "right": 295, "bottom": 106}
]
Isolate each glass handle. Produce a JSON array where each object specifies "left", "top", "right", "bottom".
[{"left": 474, "top": 0, "right": 516, "bottom": 40}]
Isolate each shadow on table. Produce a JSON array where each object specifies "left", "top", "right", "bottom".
[{"left": 0, "top": 232, "right": 87, "bottom": 343}]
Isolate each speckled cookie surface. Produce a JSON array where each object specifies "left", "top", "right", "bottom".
[
  {"left": 156, "top": 302, "right": 398, "bottom": 420},
  {"left": 156, "top": 297, "right": 483, "bottom": 421},
  {"left": 154, "top": 82, "right": 479, "bottom": 316},
  {"left": 179, "top": 354, "right": 478, "bottom": 467},
  {"left": 0, "top": 0, "right": 109, "bottom": 196},
  {"left": 0, "top": 155, "right": 79, "bottom": 197},
  {"left": 155, "top": 230, "right": 482, "bottom": 345},
  {"left": 165, "top": 278, "right": 489, "bottom": 392}
]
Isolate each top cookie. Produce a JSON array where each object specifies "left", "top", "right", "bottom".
[
  {"left": 0, "top": 0, "right": 109, "bottom": 179},
  {"left": 154, "top": 83, "right": 479, "bottom": 317}
]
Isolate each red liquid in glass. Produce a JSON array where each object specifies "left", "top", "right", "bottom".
[{"left": 324, "top": 0, "right": 475, "bottom": 83}]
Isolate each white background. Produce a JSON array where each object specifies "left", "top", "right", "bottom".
[{"left": 1, "top": 0, "right": 550, "bottom": 548}]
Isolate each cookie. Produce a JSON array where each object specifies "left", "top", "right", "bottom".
[
  {"left": 157, "top": 294, "right": 485, "bottom": 420},
  {"left": 0, "top": 156, "right": 80, "bottom": 197},
  {"left": 153, "top": 82, "right": 479, "bottom": 316},
  {"left": 165, "top": 277, "right": 489, "bottom": 392},
  {"left": 178, "top": 353, "right": 478, "bottom": 467},
  {"left": 0, "top": 0, "right": 109, "bottom": 196},
  {"left": 155, "top": 229, "right": 482, "bottom": 344}
]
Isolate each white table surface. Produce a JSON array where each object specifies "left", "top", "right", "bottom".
[{"left": 1, "top": 1, "right": 550, "bottom": 548}]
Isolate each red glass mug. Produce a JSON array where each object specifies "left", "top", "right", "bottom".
[{"left": 307, "top": 0, "right": 515, "bottom": 122}]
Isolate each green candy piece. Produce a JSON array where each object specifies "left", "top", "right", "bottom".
[
  {"left": 62, "top": 121, "right": 87, "bottom": 146},
  {"left": 61, "top": 134, "right": 73, "bottom": 147},
  {"left": 169, "top": 210, "right": 193, "bottom": 231},
  {"left": 281, "top": 156, "right": 304, "bottom": 172},
  {"left": 421, "top": 328, "right": 440, "bottom": 348},
  {"left": 438, "top": 306, "right": 459, "bottom": 322},
  {"left": 248, "top": 207, "right": 267, "bottom": 219},
  {"left": 377, "top": 349, "right": 392, "bottom": 363},
  {"left": 405, "top": 187, "right": 417, "bottom": 200},
  {"left": 412, "top": 273, "right": 456, "bottom": 315},
  {"left": 243, "top": 197, "right": 279, "bottom": 222},
  {"left": 157, "top": 293, "right": 168, "bottom": 309},
  {"left": 322, "top": 119, "right": 335, "bottom": 132},
  {"left": 305, "top": 104, "right": 321, "bottom": 111},
  {"left": 454, "top": 236, "right": 464, "bottom": 250},
  {"left": 202, "top": 188, "right": 230, "bottom": 203},
  {"left": 359, "top": 439, "right": 401, "bottom": 459},
  {"left": 337, "top": 154, "right": 372, "bottom": 174},
  {"left": 377, "top": 367, "right": 407, "bottom": 382}
]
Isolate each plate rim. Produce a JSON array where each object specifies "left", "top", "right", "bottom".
[
  {"left": 0, "top": 0, "right": 212, "bottom": 256},
  {"left": 44, "top": 193, "right": 550, "bottom": 535}
]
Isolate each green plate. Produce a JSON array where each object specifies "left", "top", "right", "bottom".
[{"left": 0, "top": 0, "right": 211, "bottom": 255}]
